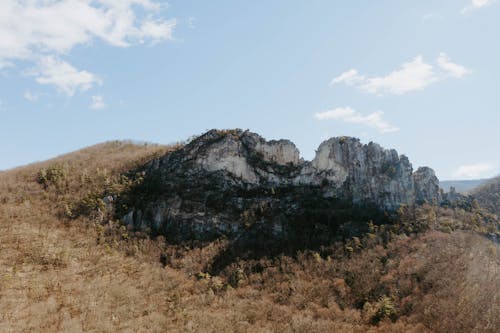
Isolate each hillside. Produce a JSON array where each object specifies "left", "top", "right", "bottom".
[
  {"left": 473, "top": 176, "right": 500, "bottom": 217},
  {"left": 0, "top": 135, "right": 499, "bottom": 332}
]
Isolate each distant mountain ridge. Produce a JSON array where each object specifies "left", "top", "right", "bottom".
[{"left": 440, "top": 179, "right": 490, "bottom": 193}]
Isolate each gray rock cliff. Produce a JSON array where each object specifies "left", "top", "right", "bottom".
[{"left": 119, "top": 129, "right": 441, "bottom": 241}]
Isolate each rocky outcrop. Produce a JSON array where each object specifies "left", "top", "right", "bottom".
[
  {"left": 119, "top": 129, "right": 441, "bottom": 242},
  {"left": 298, "top": 137, "right": 417, "bottom": 209},
  {"left": 190, "top": 130, "right": 301, "bottom": 184},
  {"left": 413, "top": 167, "right": 441, "bottom": 204}
]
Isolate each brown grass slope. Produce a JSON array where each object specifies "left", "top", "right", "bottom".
[
  {"left": 0, "top": 141, "right": 498, "bottom": 332},
  {"left": 473, "top": 176, "right": 500, "bottom": 217}
]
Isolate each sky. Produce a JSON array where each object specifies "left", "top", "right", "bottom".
[{"left": 0, "top": 0, "right": 499, "bottom": 180}]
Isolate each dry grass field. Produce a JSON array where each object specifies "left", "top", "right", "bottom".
[{"left": 0, "top": 142, "right": 498, "bottom": 332}]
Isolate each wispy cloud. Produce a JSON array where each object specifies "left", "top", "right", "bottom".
[
  {"left": 436, "top": 53, "right": 470, "bottom": 78},
  {"left": 462, "top": 0, "right": 496, "bottom": 14},
  {"left": 330, "top": 69, "right": 365, "bottom": 86},
  {"left": 452, "top": 163, "right": 495, "bottom": 179},
  {"left": 314, "top": 107, "right": 399, "bottom": 133},
  {"left": 331, "top": 53, "right": 469, "bottom": 96},
  {"left": 0, "top": 0, "right": 176, "bottom": 93},
  {"left": 90, "top": 95, "right": 107, "bottom": 110},
  {"left": 24, "top": 91, "right": 40, "bottom": 102}
]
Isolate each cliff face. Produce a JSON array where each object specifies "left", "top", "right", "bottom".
[
  {"left": 301, "top": 137, "right": 417, "bottom": 209},
  {"left": 120, "top": 129, "right": 441, "bottom": 241}
]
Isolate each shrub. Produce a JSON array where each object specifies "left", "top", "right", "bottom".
[
  {"left": 37, "top": 164, "right": 67, "bottom": 190},
  {"left": 372, "top": 295, "right": 397, "bottom": 323},
  {"left": 73, "top": 192, "right": 107, "bottom": 221}
]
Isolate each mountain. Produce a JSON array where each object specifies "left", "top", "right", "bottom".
[
  {"left": 0, "top": 133, "right": 498, "bottom": 333},
  {"left": 120, "top": 129, "right": 441, "bottom": 243},
  {"left": 440, "top": 179, "right": 490, "bottom": 193}
]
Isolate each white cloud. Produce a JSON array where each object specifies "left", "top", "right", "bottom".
[
  {"left": 437, "top": 53, "right": 470, "bottom": 78},
  {"left": 462, "top": 0, "right": 495, "bottom": 13},
  {"left": 0, "top": 0, "right": 176, "bottom": 59},
  {"left": 24, "top": 91, "right": 40, "bottom": 102},
  {"left": 473, "top": 0, "right": 493, "bottom": 7},
  {"left": 362, "top": 56, "right": 437, "bottom": 95},
  {"left": 0, "top": 0, "right": 176, "bottom": 93},
  {"left": 452, "top": 163, "right": 495, "bottom": 179},
  {"left": 90, "top": 95, "right": 106, "bottom": 110},
  {"left": 331, "top": 53, "right": 469, "bottom": 95},
  {"left": 137, "top": 19, "right": 176, "bottom": 44},
  {"left": 28, "top": 56, "right": 102, "bottom": 96},
  {"left": 0, "top": 100, "right": 5, "bottom": 112},
  {"left": 314, "top": 107, "right": 399, "bottom": 133}
]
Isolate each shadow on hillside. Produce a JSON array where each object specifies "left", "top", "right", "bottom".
[{"left": 200, "top": 200, "right": 392, "bottom": 275}]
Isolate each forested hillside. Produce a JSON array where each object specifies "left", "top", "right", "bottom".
[{"left": 0, "top": 141, "right": 498, "bottom": 332}]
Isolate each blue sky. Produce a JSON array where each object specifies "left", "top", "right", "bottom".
[{"left": 0, "top": 0, "right": 499, "bottom": 180}]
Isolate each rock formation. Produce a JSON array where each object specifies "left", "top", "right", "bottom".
[{"left": 119, "top": 129, "right": 441, "bottom": 242}]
